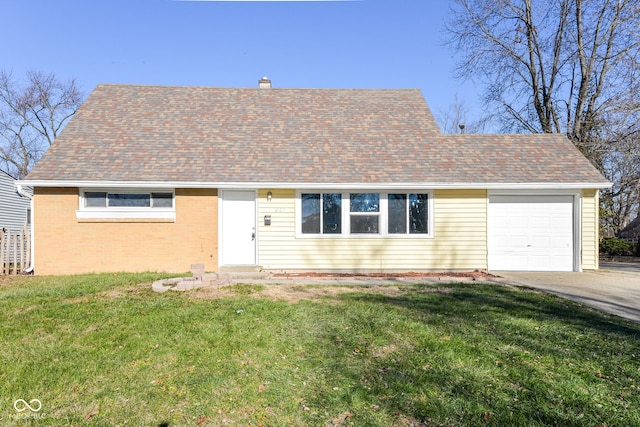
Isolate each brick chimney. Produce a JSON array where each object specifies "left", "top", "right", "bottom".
[{"left": 258, "top": 77, "right": 272, "bottom": 89}]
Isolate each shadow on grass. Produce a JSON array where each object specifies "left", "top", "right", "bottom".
[
  {"left": 304, "top": 283, "right": 640, "bottom": 426},
  {"left": 357, "top": 283, "right": 640, "bottom": 338}
]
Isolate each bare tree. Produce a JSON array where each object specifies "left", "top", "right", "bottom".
[
  {"left": 0, "top": 70, "right": 83, "bottom": 178},
  {"left": 600, "top": 101, "right": 640, "bottom": 234},
  {"left": 436, "top": 94, "right": 491, "bottom": 134},
  {"left": 446, "top": 0, "right": 640, "bottom": 139},
  {"left": 445, "top": 0, "right": 640, "bottom": 233}
]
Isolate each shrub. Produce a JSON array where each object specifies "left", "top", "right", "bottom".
[{"left": 600, "top": 236, "right": 635, "bottom": 256}]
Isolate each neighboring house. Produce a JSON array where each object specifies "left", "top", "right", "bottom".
[
  {"left": 1, "top": 169, "right": 32, "bottom": 235},
  {"left": 20, "top": 79, "right": 611, "bottom": 275},
  {"left": 618, "top": 216, "right": 640, "bottom": 243}
]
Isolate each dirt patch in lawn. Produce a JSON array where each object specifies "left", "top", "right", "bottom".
[
  {"left": 166, "top": 270, "right": 497, "bottom": 303},
  {"left": 189, "top": 282, "right": 402, "bottom": 303},
  {"left": 260, "top": 283, "right": 408, "bottom": 303},
  {"left": 0, "top": 275, "right": 23, "bottom": 286},
  {"left": 189, "top": 280, "right": 463, "bottom": 304}
]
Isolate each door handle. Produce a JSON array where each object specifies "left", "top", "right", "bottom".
[{"left": 252, "top": 232, "right": 256, "bottom": 241}]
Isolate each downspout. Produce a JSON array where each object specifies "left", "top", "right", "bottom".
[{"left": 15, "top": 184, "right": 34, "bottom": 274}]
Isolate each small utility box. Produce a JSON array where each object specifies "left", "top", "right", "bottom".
[{"left": 191, "top": 263, "right": 205, "bottom": 281}]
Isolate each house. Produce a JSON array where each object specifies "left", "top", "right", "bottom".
[
  {"left": 20, "top": 79, "right": 611, "bottom": 275},
  {"left": 1, "top": 169, "right": 33, "bottom": 272},
  {"left": 618, "top": 216, "right": 640, "bottom": 245},
  {"left": 1, "top": 169, "right": 32, "bottom": 236}
]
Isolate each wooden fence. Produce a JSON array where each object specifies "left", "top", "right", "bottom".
[{"left": 1, "top": 224, "right": 31, "bottom": 275}]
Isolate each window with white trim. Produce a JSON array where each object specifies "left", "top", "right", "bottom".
[
  {"left": 77, "top": 190, "right": 175, "bottom": 220},
  {"left": 388, "top": 193, "right": 429, "bottom": 234},
  {"left": 83, "top": 192, "right": 173, "bottom": 208},
  {"left": 301, "top": 193, "right": 342, "bottom": 234},
  {"left": 298, "top": 191, "right": 432, "bottom": 237},
  {"left": 350, "top": 193, "right": 380, "bottom": 234}
]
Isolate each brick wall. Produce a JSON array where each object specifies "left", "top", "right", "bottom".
[{"left": 33, "top": 187, "right": 218, "bottom": 275}]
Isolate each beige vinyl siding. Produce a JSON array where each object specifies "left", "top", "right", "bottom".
[
  {"left": 581, "top": 189, "right": 599, "bottom": 270},
  {"left": 257, "top": 189, "right": 488, "bottom": 272}
]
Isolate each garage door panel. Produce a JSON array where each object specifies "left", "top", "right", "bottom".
[
  {"left": 489, "top": 195, "right": 574, "bottom": 272},
  {"left": 491, "top": 216, "right": 508, "bottom": 228},
  {"left": 506, "top": 255, "right": 528, "bottom": 270},
  {"left": 551, "top": 256, "right": 573, "bottom": 269},
  {"left": 529, "top": 217, "right": 550, "bottom": 228},
  {"left": 508, "top": 216, "right": 529, "bottom": 228},
  {"left": 508, "top": 236, "right": 528, "bottom": 247},
  {"left": 530, "top": 256, "right": 553, "bottom": 268},
  {"left": 548, "top": 222, "right": 572, "bottom": 232},
  {"left": 549, "top": 214, "right": 572, "bottom": 227},
  {"left": 530, "top": 236, "right": 551, "bottom": 247},
  {"left": 492, "top": 236, "right": 508, "bottom": 247},
  {"left": 549, "top": 237, "right": 571, "bottom": 248}
]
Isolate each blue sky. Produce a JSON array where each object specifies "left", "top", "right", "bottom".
[{"left": 1, "top": 0, "right": 480, "bottom": 123}]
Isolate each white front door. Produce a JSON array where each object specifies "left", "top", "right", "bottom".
[
  {"left": 488, "top": 195, "right": 575, "bottom": 272},
  {"left": 221, "top": 190, "right": 256, "bottom": 266}
]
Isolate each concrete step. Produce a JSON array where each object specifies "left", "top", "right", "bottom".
[{"left": 218, "top": 265, "right": 270, "bottom": 279}]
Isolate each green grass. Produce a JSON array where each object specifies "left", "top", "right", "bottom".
[{"left": 1, "top": 274, "right": 639, "bottom": 426}]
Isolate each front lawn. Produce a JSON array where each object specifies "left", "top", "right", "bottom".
[{"left": 1, "top": 274, "right": 639, "bottom": 426}]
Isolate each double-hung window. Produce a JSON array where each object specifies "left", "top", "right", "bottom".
[
  {"left": 350, "top": 193, "right": 380, "bottom": 234},
  {"left": 298, "top": 191, "right": 432, "bottom": 237}
]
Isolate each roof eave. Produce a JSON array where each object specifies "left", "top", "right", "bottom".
[{"left": 18, "top": 179, "right": 613, "bottom": 190}]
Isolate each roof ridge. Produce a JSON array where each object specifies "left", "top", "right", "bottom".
[{"left": 95, "top": 83, "right": 422, "bottom": 92}]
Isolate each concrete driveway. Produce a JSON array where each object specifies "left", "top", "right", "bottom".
[{"left": 496, "top": 264, "right": 640, "bottom": 323}]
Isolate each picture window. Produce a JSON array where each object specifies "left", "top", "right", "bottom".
[{"left": 299, "top": 191, "right": 431, "bottom": 237}]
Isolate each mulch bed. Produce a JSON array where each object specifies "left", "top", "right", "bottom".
[{"left": 271, "top": 270, "right": 497, "bottom": 279}]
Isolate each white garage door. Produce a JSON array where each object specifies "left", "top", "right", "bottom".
[{"left": 488, "top": 195, "right": 575, "bottom": 272}]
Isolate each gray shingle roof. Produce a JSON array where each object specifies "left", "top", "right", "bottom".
[{"left": 24, "top": 84, "right": 609, "bottom": 187}]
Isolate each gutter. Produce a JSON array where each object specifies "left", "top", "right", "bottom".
[{"left": 17, "top": 179, "right": 614, "bottom": 190}]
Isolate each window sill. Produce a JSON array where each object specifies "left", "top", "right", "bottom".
[
  {"left": 76, "top": 209, "right": 176, "bottom": 222},
  {"left": 296, "top": 233, "right": 433, "bottom": 239}
]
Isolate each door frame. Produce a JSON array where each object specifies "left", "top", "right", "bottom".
[
  {"left": 219, "top": 189, "right": 258, "bottom": 267},
  {"left": 487, "top": 190, "right": 582, "bottom": 272}
]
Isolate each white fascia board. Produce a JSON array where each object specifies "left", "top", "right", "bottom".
[{"left": 18, "top": 180, "right": 613, "bottom": 190}]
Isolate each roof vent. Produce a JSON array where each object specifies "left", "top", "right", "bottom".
[{"left": 258, "top": 77, "right": 272, "bottom": 89}]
